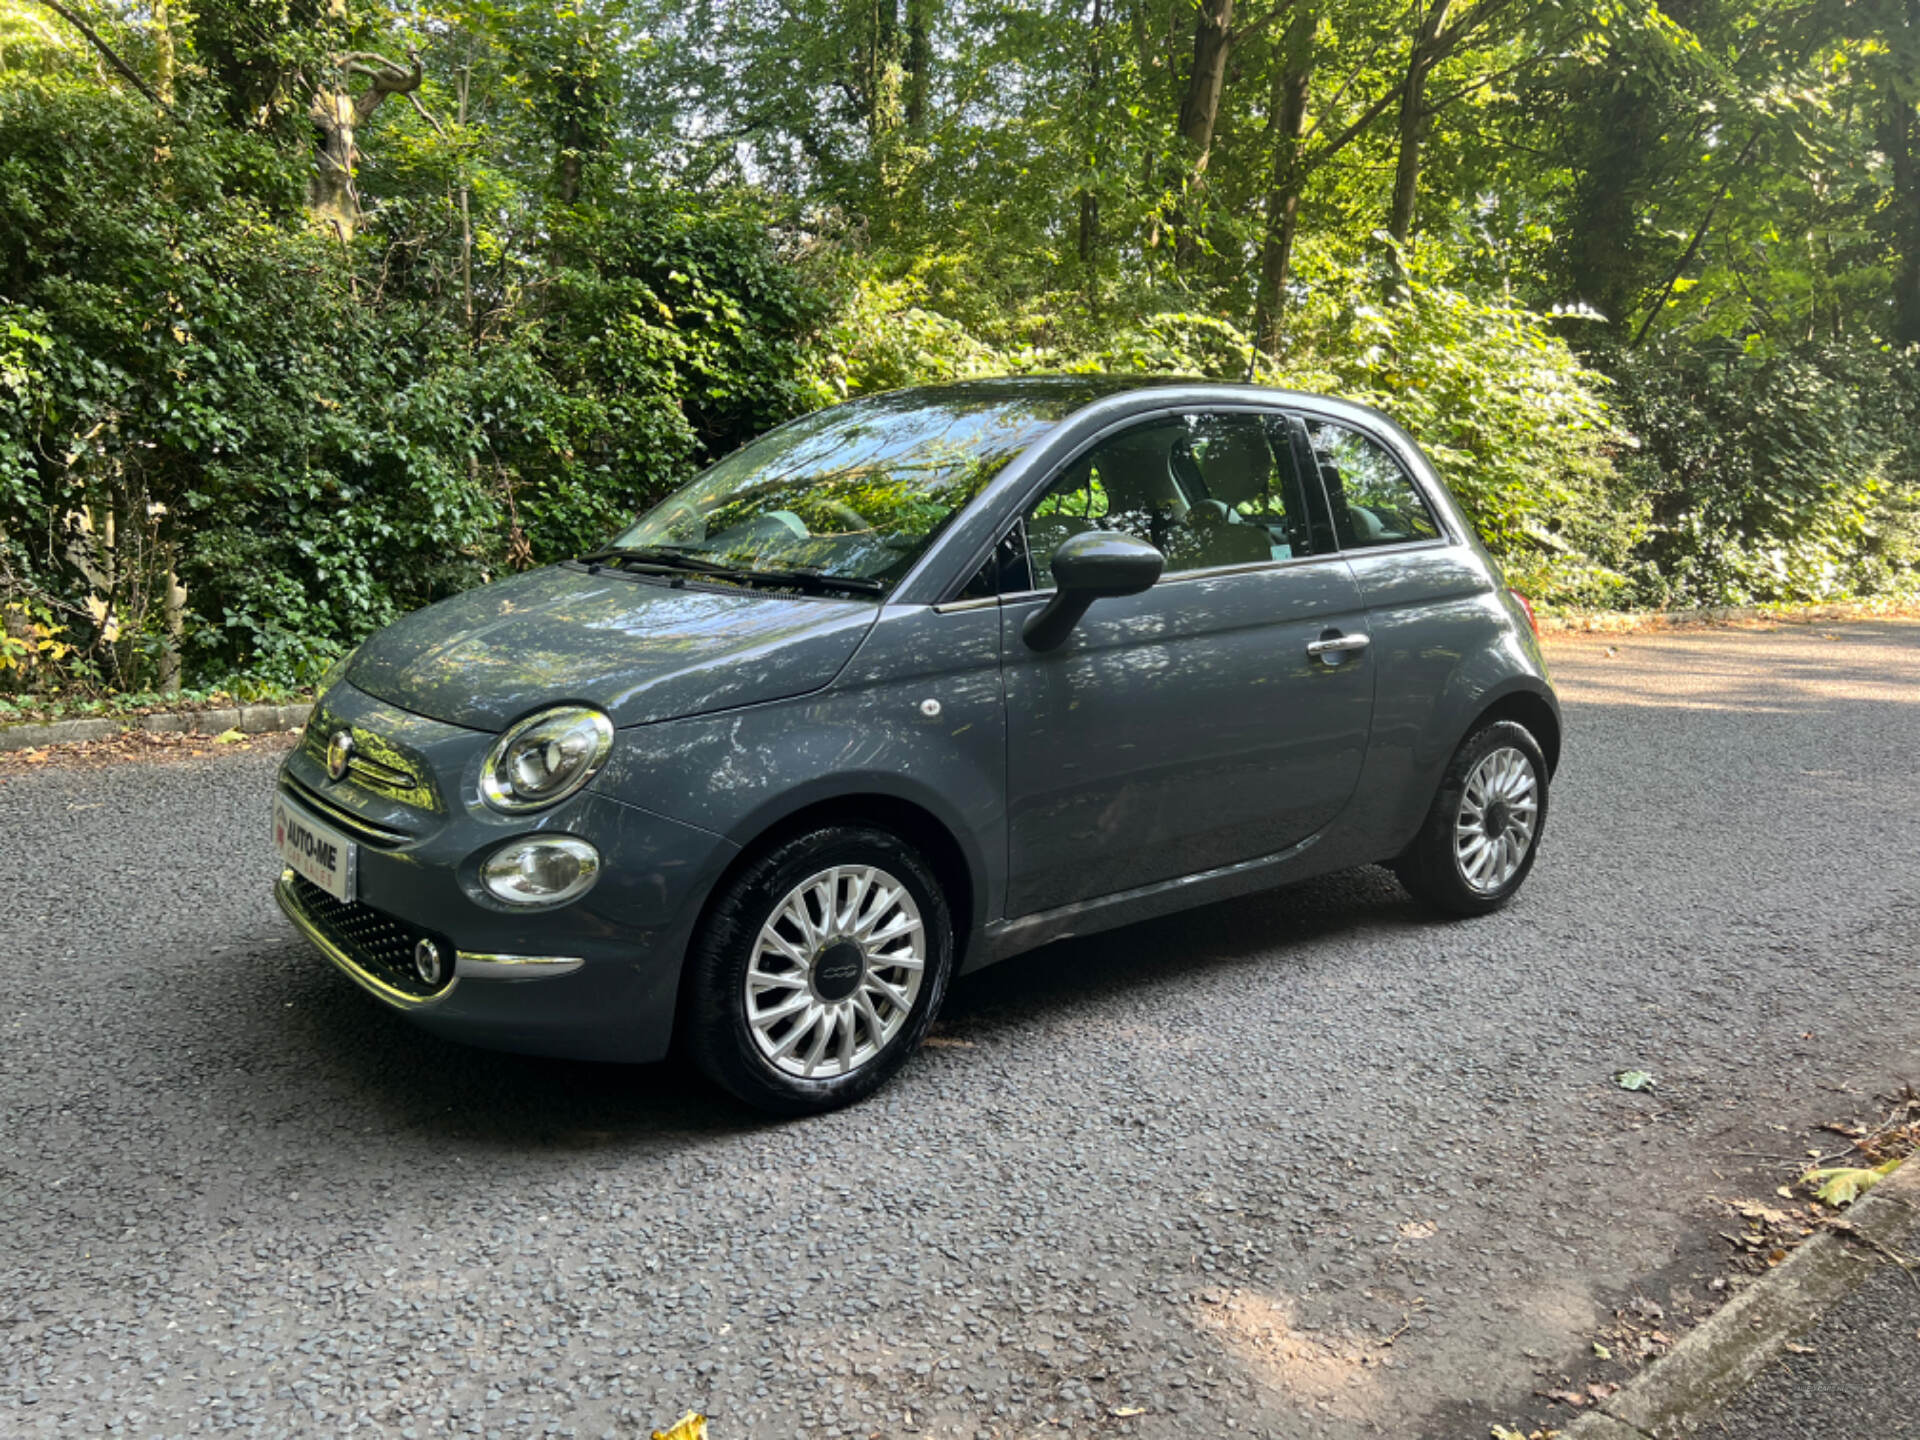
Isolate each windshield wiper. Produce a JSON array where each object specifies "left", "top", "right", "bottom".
[
  {"left": 578, "top": 545, "right": 737, "bottom": 576},
  {"left": 729, "top": 566, "right": 887, "bottom": 596},
  {"left": 578, "top": 547, "right": 885, "bottom": 596}
]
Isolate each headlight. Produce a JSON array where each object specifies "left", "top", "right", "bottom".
[
  {"left": 479, "top": 706, "right": 614, "bottom": 812},
  {"left": 480, "top": 836, "right": 601, "bottom": 907}
]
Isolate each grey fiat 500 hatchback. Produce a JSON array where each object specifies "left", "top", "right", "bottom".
[{"left": 273, "top": 376, "right": 1560, "bottom": 1113}]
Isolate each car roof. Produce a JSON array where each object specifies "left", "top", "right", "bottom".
[{"left": 881, "top": 375, "right": 1404, "bottom": 436}]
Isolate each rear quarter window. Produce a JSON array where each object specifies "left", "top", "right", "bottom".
[{"left": 1306, "top": 420, "right": 1442, "bottom": 550}]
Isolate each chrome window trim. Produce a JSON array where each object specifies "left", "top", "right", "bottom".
[
  {"left": 931, "top": 594, "right": 1005, "bottom": 615},
  {"left": 989, "top": 547, "right": 1378, "bottom": 604},
  {"left": 1323, "top": 536, "right": 1453, "bottom": 562},
  {"left": 931, "top": 536, "right": 1457, "bottom": 610}
]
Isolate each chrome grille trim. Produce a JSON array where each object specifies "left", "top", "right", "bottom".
[
  {"left": 300, "top": 727, "right": 431, "bottom": 805},
  {"left": 281, "top": 777, "right": 415, "bottom": 847},
  {"left": 349, "top": 752, "right": 415, "bottom": 787}
]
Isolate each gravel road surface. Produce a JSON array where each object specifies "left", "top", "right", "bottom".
[{"left": 4, "top": 620, "right": 1920, "bottom": 1439}]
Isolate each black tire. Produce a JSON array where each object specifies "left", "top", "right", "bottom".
[
  {"left": 1391, "top": 718, "right": 1549, "bottom": 917},
  {"left": 685, "top": 824, "right": 954, "bottom": 1115}
]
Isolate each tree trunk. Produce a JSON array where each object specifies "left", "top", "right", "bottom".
[
  {"left": 1254, "top": 8, "right": 1316, "bottom": 353},
  {"left": 309, "top": 89, "right": 361, "bottom": 238},
  {"left": 308, "top": 52, "right": 424, "bottom": 240},
  {"left": 158, "top": 558, "right": 186, "bottom": 693},
  {"left": 867, "top": 0, "right": 902, "bottom": 139},
  {"left": 1077, "top": 0, "right": 1109, "bottom": 270},
  {"left": 1385, "top": 0, "right": 1451, "bottom": 274},
  {"left": 1884, "top": 97, "right": 1920, "bottom": 347},
  {"left": 904, "top": 0, "right": 931, "bottom": 134},
  {"left": 1171, "top": 0, "right": 1234, "bottom": 268},
  {"left": 458, "top": 65, "right": 474, "bottom": 334},
  {"left": 1562, "top": 48, "right": 1659, "bottom": 330}
]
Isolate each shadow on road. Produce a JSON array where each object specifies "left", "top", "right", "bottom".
[{"left": 244, "top": 862, "right": 1430, "bottom": 1154}]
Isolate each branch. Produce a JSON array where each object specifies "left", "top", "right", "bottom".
[
  {"left": 349, "top": 48, "right": 424, "bottom": 124},
  {"left": 1428, "top": 0, "right": 1522, "bottom": 62},
  {"left": 1228, "top": 4, "right": 1298, "bottom": 49},
  {"left": 1631, "top": 131, "right": 1761, "bottom": 348},
  {"left": 1420, "top": 50, "right": 1536, "bottom": 115},
  {"left": 1299, "top": 0, "right": 1422, "bottom": 144},
  {"left": 406, "top": 90, "right": 446, "bottom": 136},
  {"left": 35, "top": 0, "right": 169, "bottom": 111},
  {"left": 1298, "top": 73, "right": 1410, "bottom": 178}
]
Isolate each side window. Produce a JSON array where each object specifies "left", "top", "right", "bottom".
[
  {"left": 1024, "top": 418, "right": 1187, "bottom": 586},
  {"left": 1306, "top": 420, "right": 1441, "bottom": 550},
  {"left": 1024, "top": 412, "right": 1319, "bottom": 586}
]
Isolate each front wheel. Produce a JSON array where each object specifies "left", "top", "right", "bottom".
[
  {"left": 1392, "top": 718, "right": 1549, "bottom": 916},
  {"left": 685, "top": 825, "right": 954, "bottom": 1115}
]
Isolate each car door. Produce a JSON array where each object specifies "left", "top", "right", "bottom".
[{"left": 998, "top": 408, "right": 1376, "bottom": 918}]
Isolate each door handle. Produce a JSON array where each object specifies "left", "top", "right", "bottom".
[{"left": 1306, "top": 631, "right": 1370, "bottom": 660}]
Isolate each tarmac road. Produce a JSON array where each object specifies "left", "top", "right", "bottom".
[{"left": 4, "top": 619, "right": 1920, "bottom": 1439}]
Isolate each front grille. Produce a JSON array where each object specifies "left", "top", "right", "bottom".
[
  {"left": 300, "top": 724, "right": 436, "bottom": 811},
  {"left": 288, "top": 875, "right": 455, "bottom": 998}
]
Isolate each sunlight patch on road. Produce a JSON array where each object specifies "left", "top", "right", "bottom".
[{"left": 1191, "top": 1287, "right": 1391, "bottom": 1422}]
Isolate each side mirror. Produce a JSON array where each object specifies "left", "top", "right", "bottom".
[{"left": 1022, "top": 530, "right": 1165, "bottom": 651}]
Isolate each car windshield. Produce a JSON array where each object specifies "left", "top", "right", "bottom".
[{"left": 607, "top": 391, "right": 1064, "bottom": 595}]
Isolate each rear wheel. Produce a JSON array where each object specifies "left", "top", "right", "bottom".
[
  {"left": 686, "top": 825, "right": 953, "bottom": 1114},
  {"left": 1392, "top": 718, "right": 1548, "bottom": 916}
]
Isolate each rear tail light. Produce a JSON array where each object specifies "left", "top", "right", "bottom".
[{"left": 1509, "top": 588, "right": 1539, "bottom": 637}]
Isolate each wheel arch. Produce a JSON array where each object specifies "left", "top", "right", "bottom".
[
  {"left": 1472, "top": 686, "right": 1562, "bottom": 777},
  {"left": 683, "top": 789, "right": 983, "bottom": 992}
]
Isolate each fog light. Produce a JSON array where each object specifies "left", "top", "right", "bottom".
[
  {"left": 481, "top": 836, "right": 601, "bottom": 908},
  {"left": 413, "top": 938, "right": 445, "bottom": 985}
]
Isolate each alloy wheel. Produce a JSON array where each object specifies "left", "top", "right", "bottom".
[
  {"left": 1453, "top": 745, "right": 1540, "bottom": 894},
  {"left": 744, "top": 865, "right": 926, "bottom": 1079}
]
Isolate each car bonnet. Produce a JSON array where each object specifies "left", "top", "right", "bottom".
[{"left": 346, "top": 564, "right": 879, "bottom": 731}]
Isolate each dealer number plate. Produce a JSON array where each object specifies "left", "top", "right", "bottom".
[{"left": 273, "top": 794, "right": 357, "bottom": 903}]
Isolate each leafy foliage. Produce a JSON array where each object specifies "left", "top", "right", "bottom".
[{"left": 0, "top": 0, "right": 1916, "bottom": 699}]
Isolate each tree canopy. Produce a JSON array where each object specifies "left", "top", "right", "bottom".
[{"left": 2, "top": 0, "right": 1916, "bottom": 696}]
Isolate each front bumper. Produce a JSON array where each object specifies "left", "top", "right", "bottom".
[
  {"left": 274, "top": 683, "right": 739, "bottom": 1063},
  {"left": 275, "top": 870, "right": 585, "bottom": 1009}
]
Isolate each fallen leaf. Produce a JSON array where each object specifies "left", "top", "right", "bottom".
[
  {"left": 213, "top": 727, "right": 247, "bottom": 744},
  {"left": 1615, "top": 1069, "right": 1656, "bottom": 1092},
  {"left": 1589, "top": 1382, "right": 1619, "bottom": 1400},
  {"left": 651, "top": 1414, "right": 707, "bottom": 1440},
  {"left": 1547, "top": 1389, "right": 1589, "bottom": 1407},
  {"left": 1784, "top": 1342, "right": 1816, "bottom": 1355},
  {"left": 1803, "top": 1158, "right": 1901, "bottom": 1207},
  {"left": 1110, "top": 1405, "right": 1147, "bottom": 1418},
  {"left": 1591, "top": 1341, "right": 1612, "bottom": 1360},
  {"left": 1398, "top": 1219, "right": 1438, "bottom": 1240}
]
